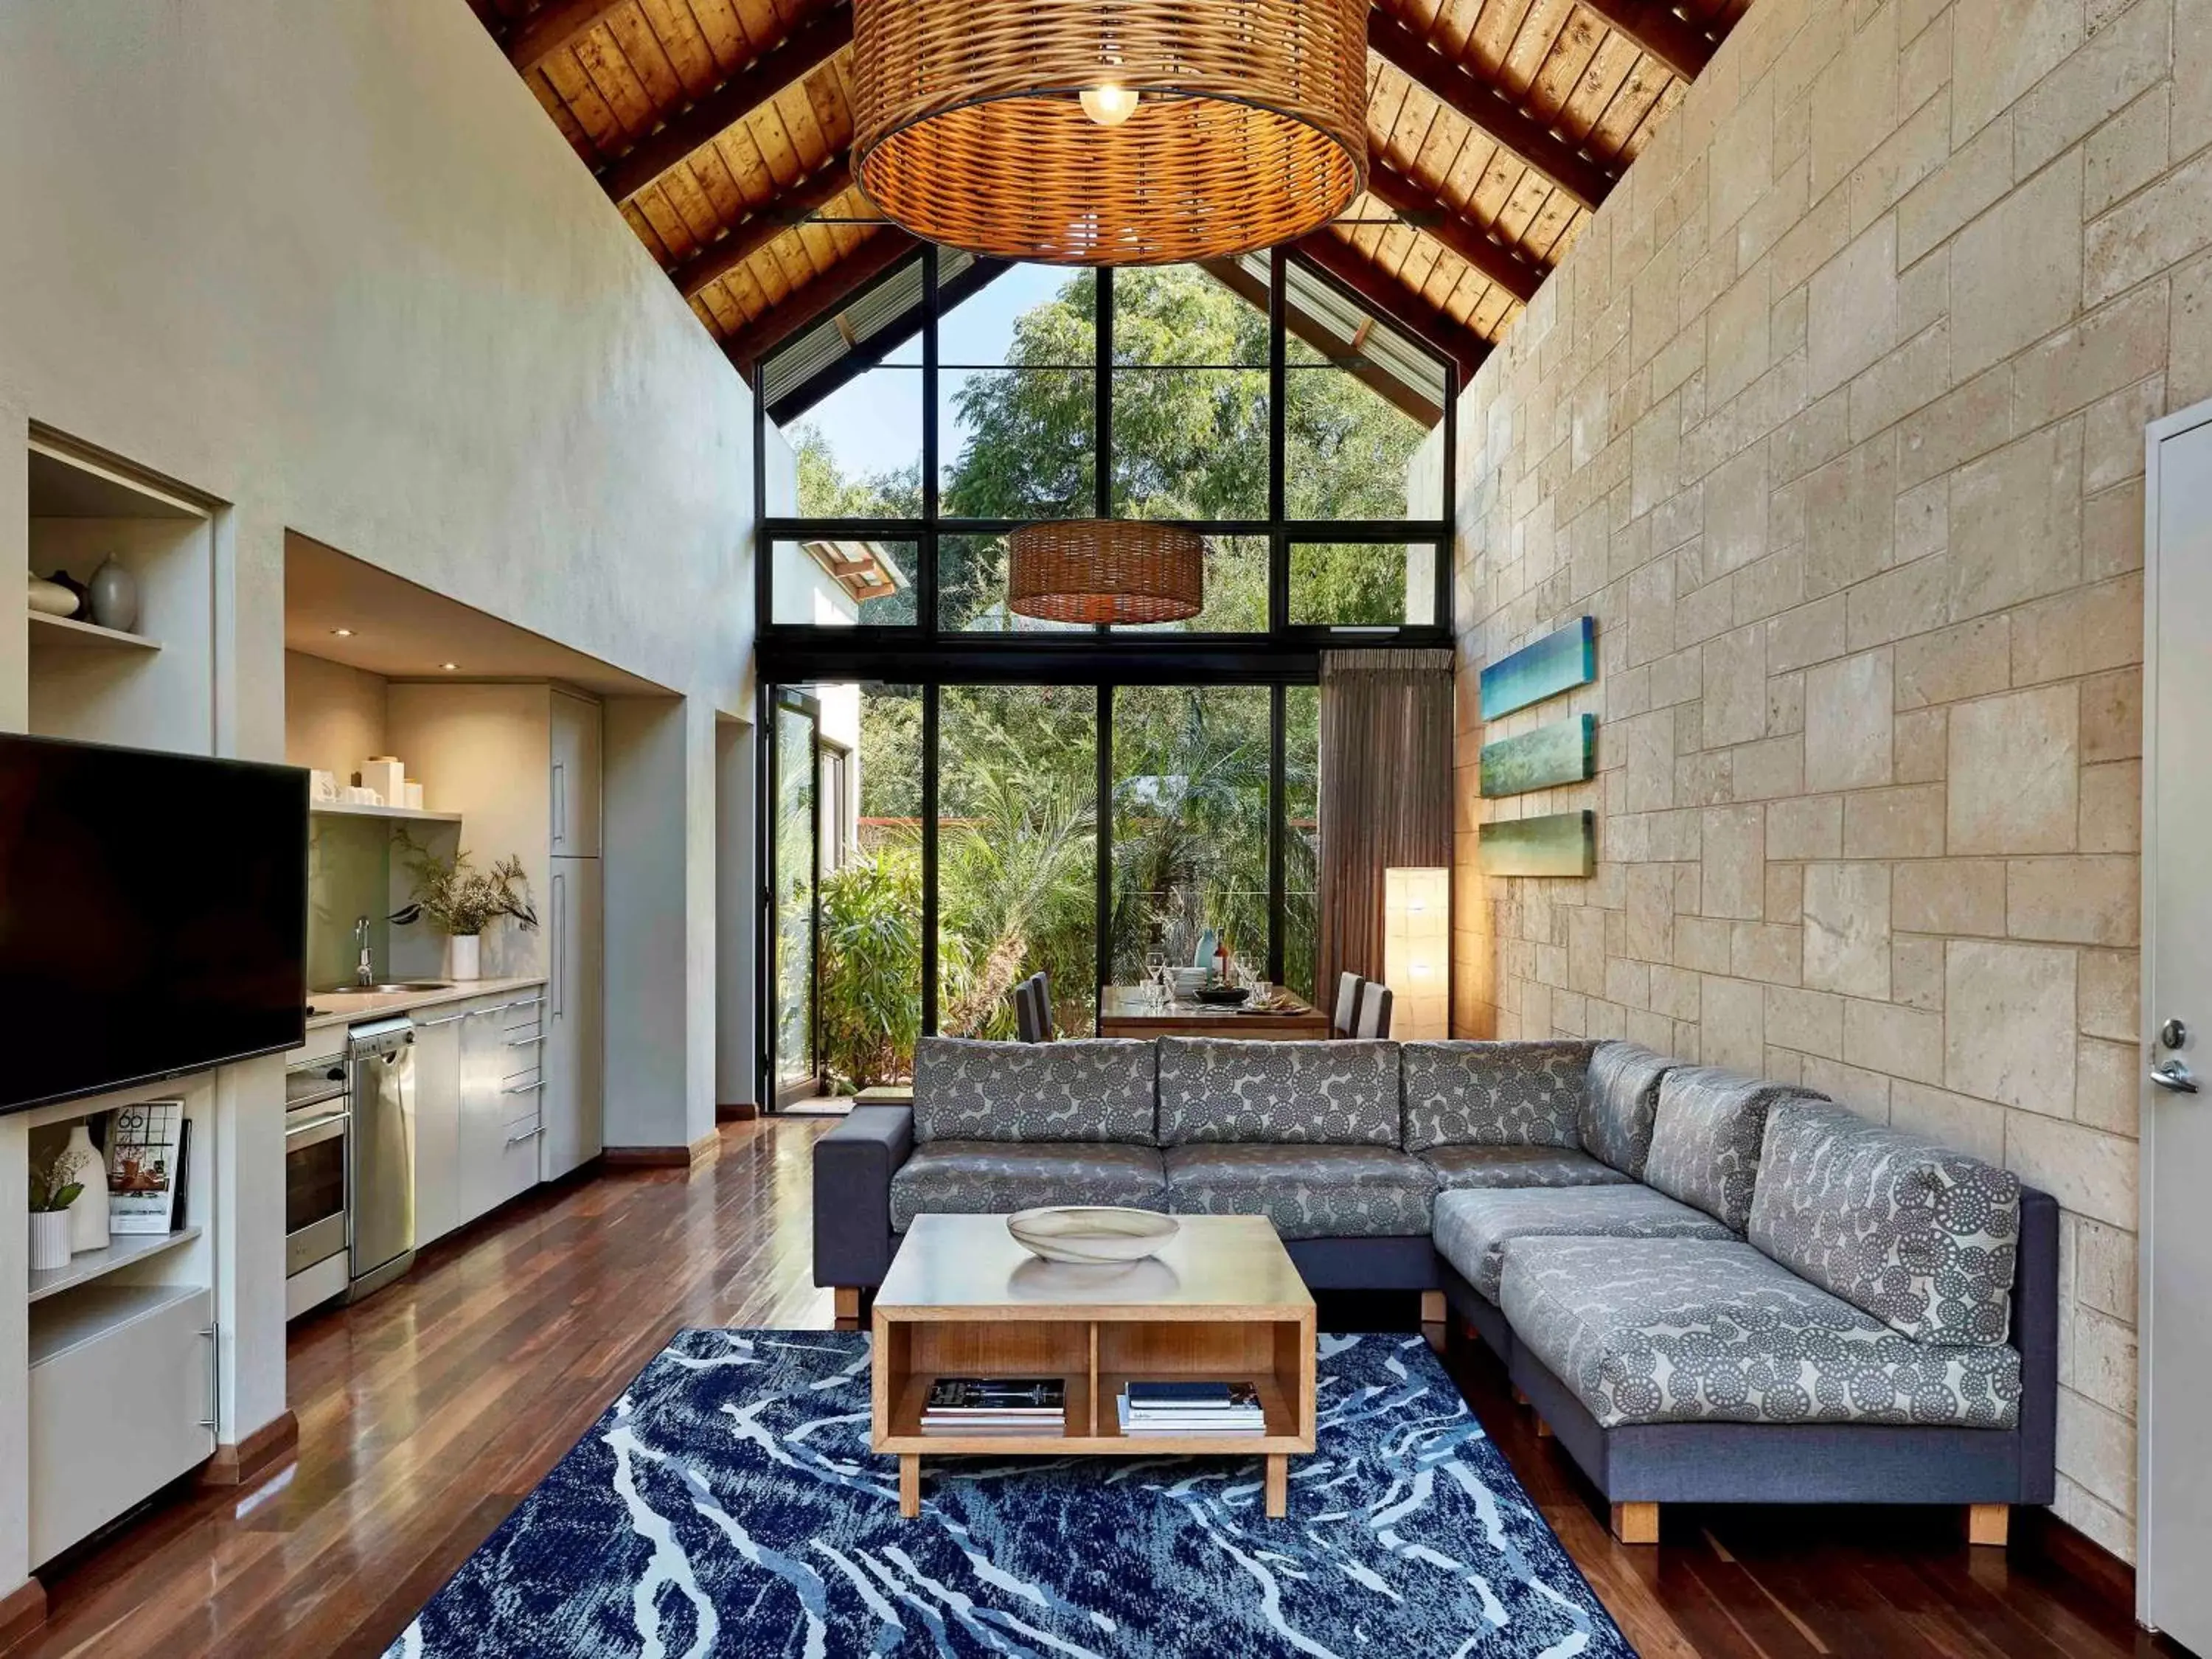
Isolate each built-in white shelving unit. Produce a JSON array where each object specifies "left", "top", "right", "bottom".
[
  {"left": 27, "top": 611, "right": 163, "bottom": 653},
  {"left": 27, "top": 1225, "right": 203, "bottom": 1304},
  {"left": 311, "top": 800, "right": 462, "bottom": 825}
]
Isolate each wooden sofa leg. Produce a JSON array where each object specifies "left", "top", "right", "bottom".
[
  {"left": 1534, "top": 1416, "right": 1554, "bottom": 1439},
  {"left": 1610, "top": 1502, "right": 1660, "bottom": 1545},
  {"left": 1419, "top": 1290, "right": 1446, "bottom": 1324},
  {"left": 833, "top": 1287, "right": 862, "bottom": 1327},
  {"left": 1512, "top": 1385, "right": 1530, "bottom": 1407},
  {"left": 1967, "top": 1503, "right": 2010, "bottom": 1547}
]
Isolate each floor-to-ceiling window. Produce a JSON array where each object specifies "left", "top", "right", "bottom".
[{"left": 753, "top": 246, "right": 1458, "bottom": 1106}]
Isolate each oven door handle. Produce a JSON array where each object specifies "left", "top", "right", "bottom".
[{"left": 285, "top": 1110, "right": 350, "bottom": 1150}]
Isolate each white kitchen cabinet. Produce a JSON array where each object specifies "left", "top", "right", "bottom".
[
  {"left": 541, "top": 858, "right": 604, "bottom": 1180},
  {"left": 549, "top": 689, "right": 602, "bottom": 858},
  {"left": 456, "top": 995, "right": 538, "bottom": 1223},
  {"left": 409, "top": 1002, "right": 470, "bottom": 1245}
]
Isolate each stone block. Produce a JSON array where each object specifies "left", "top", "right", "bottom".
[
  {"left": 1805, "top": 647, "right": 1896, "bottom": 792},
  {"left": 1843, "top": 783, "right": 1947, "bottom": 858},
  {"left": 1767, "top": 860, "right": 1804, "bottom": 925},
  {"left": 1701, "top": 803, "right": 1766, "bottom": 919},
  {"left": 1809, "top": 216, "right": 1901, "bottom": 397},
  {"left": 1768, "top": 793, "right": 1844, "bottom": 860},
  {"left": 1955, "top": 153, "right": 2087, "bottom": 382},
  {"left": 2011, "top": 1113, "right": 2136, "bottom": 1228},
  {"left": 1891, "top": 1079, "right": 2007, "bottom": 1161},
  {"left": 2008, "top": 855, "right": 2141, "bottom": 945},
  {"left": 1893, "top": 933, "right": 1946, "bottom": 1010},
  {"left": 1844, "top": 997, "right": 1945, "bottom": 1085},
  {"left": 2011, "top": 573, "right": 2146, "bottom": 684},
  {"left": 1949, "top": 685, "right": 2082, "bottom": 855},
  {"left": 2013, "top": 282, "right": 2172, "bottom": 430},
  {"left": 1767, "top": 593, "right": 1848, "bottom": 672},
  {"left": 1946, "top": 939, "right": 2079, "bottom": 1116},
  {"left": 1731, "top": 920, "right": 1804, "bottom": 985},
  {"left": 2076, "top": 1036, "right": 2141, "bottom": 1135},
  {"left": 2084, "top": 376, "right": 2166, "bottom": 493},
  {"left": 2081, "top": 759, "right": 2142, "bottom": 854},
  {"left": 1894, "top": 706, "right": 1948, "bottom": 783},
  {"left": 2087, "top": 149, "right": 2212, "bottom": 305},
  {"left": 1952, "top": 0, "right": 2084, "bottom": 144},
  {"left": 1897, "top": 366, "right": 2017, "bottom": 491},
  {"left": 2079, "top": 947, "right": 2140, "bottom": 1041},
  {"left": 2012, "top": 0, "right": 2172, "bottom": 177},
  {"left": 1847, "top": 552, "right": 1951, "bottom": 651},
  {"left": 1764, "top": 983, "right": 1848, "bottom": 1058},
  {"left": 1701, "top": 973, "right": 1766, "bottom": 1071},
  {"left": 1951, "top": 422, "right": 2086, "bottom": 622},
  {"left": 2086, "top": 85, "right": 2171, "bottom": 218},
  {"left": 1896, "top": 614, "right": 2011, "bottom": 709},
  {"left": 1897, "top": 111, "right": 2015, "bottom": 266},
  {"left": 2084, "top": 476, "right": 2147, "bottom": 581},
  {"left": 1804, "top": 860, "right": 1893, "bottom": 998}
]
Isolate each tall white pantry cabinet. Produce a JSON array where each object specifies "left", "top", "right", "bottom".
[{"left": 387, "top": 684, "right": 604, "bottom": 1186}]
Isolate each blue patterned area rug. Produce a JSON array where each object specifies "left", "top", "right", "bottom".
[{"left": 386, "top": 1329, "right": 1635, "bottom": 1658}]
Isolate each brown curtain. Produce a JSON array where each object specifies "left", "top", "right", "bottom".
[{"left": 1317, "top": 648, "right": 1455, "bottom": 1003}]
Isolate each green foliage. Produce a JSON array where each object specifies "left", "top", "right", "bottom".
[
  {"left": 29, "top": 1163, "right": 83, "bottom": 1213},
  {"left": 793, "top": 424, "right": 920, "bottom": 519},
  {"left": 816, "top": 846, "right": 925, "bottom": 1092},
  {"left": 398, "top": 840, "right": 538, "bottom": 938}
]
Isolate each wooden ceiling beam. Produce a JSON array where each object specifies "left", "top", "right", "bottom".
[
  {"left": 1200, "top": 259, "right": 1442, "bottom": 425},
  {"left": 1290, "top": 232, "right": 1491, "bottom": 385},
  {"left": 667, "top": 159, "right": 855, "bottom": 299},
  {"left": 723, "top": 231, "right": 920, "bottom": 378},
  {"left": 1573, "top": 0, "right": 1717, "bottom": 80},
  {"left": 599, "top": 4, "right": 853, "bottom": 208},
  {"left": 1366, "top": 8, "right": 1615, "bottom": 213},
  {"left": 1358, "top": 161, "right": 1545, "bottom": 306},
  {"left": 507, "top": 0, "right": 630, "bottom": 75}
]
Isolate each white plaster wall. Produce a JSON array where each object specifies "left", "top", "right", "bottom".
[{"left": 0, "top": 0, "right": 757, "bottom": 1596}]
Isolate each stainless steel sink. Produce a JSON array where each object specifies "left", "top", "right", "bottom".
[{"left": 314, "top": 981, "right": 453, "bottom": 995}]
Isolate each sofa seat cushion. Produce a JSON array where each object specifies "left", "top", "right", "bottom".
[
  {"left": 1400, "top": 1040, "right": 1596, "bottom": 1152},
  {"left": 1579, "top": 1041, "right": 1674, "bottom": 1178},
  {"left": 1163, "top": 1143, "right": 1437, "bottom": 1239},
  {"left": 1644, "top": 1067, "right": 1827, "bottom": 1231},
  {"left": 888, "top": 1141, "right": 1166, "bottom": 1232},
  {"left": 910, "top": 1037, "right": 1159, "bottom": 1144},
  {"left": 1750, "top": 1099, "right": 2021, "bottom": 1347},
  {"left": 1157, "top": 1038, "right": 1400, "bottom": 1147},
  {"left": 1499, "top": 1237, "right": 2023, "bottom": 1430},
  {"left": 1421, "top": 1145, "right": 1636, "bottom": 1192},
  {"left": 1434, "top": 1186, "right": 1733, "bottom": 1303}
]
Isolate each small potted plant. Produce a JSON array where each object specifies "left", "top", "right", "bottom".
[
  {"left": 397, "top": 841, "right": 538, "bottom": 981},
  {"left": 29, "top": 1162, "right": 83, "bottom": 1273}
]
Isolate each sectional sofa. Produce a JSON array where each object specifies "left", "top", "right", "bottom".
[{"left": 813, "top": 1034, "right": 2056, "bottom": 1544}]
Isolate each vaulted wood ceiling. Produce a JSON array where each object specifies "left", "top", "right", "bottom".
[{"left": 465, "top": 0, "right": 1751, "bottom": 381}]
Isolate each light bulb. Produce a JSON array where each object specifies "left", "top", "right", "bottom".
[{"left": 1080, "top": 83, "right": 1139, "bottom": 127}]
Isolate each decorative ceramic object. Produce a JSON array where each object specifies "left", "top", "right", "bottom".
[
  {"left": 29, "top": 1210, "right": 71, "bottom": 1273},
  {"left": 310, "top": 769, "right": 340, "bottom": 802},
  {"left": 88, "top": 554, "right": 139, "bottom": 633},
  {"left": 46, "top": 568, "right": 91, "bottom": 616},
  {"left": 27, "top": 573, "right": 77, "bottom": 616},
  {"left": 58, "top": 1124, "right": 110, "bottom": 1253},
  {"left": 450, "top": 933, "right": 481, "bottom": 981},
  {"left": 1192, "top": 926, "right": 1219, "bottom": 970},
  {"left": 1007, "top": 1206, "right": 1178, "bottom": 1265},
  {"left": 362, "top": 757, "right": 407, "bottom": 804}
]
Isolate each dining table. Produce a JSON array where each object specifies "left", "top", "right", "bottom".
[{"left": 1096, "top": 984, "right": 1332, "bottom": 1040}]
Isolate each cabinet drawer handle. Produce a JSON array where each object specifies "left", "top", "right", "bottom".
[
  {"left": 507, "top": 1124, "right": 546, "bottom": 1146},
  {"left": 414, "top": 1009, "right": 473, "bottom": 1029},
  {"left": 505, "top": 1033, "right": 543, "bottom": 1048},
  {"left": 504, "top": 995, "right": 547, "bottom": 1013},
  {"left": 502, "top": 1079, "right": 543, "bottom": 1095},
  {"left": 199, "top": 1322, "right": 220, "bottom": 1430}
]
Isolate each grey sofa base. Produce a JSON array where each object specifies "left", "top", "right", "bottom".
[
  {"left": 1439, "top": 1265, "right": 1514, "bottom": 1363},
  {"left": 1474, "top": 1188, "right": 2061, "bottom": 1513},
  {"left": 1284, "top": 1234, "right": 1438, "bottom": 1291}
]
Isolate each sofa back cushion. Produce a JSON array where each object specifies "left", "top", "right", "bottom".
[
  {"left": 911, "top": 1037, "right": 1158, "bottom": 1145},
  {"left": 1578, "top": 1042, "right": 1674, "bottom": 1177},
  {"left": 1750, "top": 1099, "right": 2021, "bottom": 1346},
  {"left": 1399, "top": 1040, "right": 1596, "bottom": 1152},
  {"left": 1644, "top": 1067, "right": 1826, "bottom": 1231},
  {"left": 1156, "top": 1038, "right": 1399, "bottom": 1147}
]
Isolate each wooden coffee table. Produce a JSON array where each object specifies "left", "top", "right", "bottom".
[{"left": 871, "top": 1214, "right": 1317, "bottom": 1517}]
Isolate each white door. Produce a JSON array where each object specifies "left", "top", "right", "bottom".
[
  {"left": 541, "top": 857, "right": 604, "bottom": 1179},
  {"left": 2142, "top": 399, "right": 2212, "bottom": 1651}
]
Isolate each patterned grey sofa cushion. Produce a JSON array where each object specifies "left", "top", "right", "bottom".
[
  {"left": 1399, "top": 1040, "right": 1597, "bottom": 1152},
  {"left": 1155, "top": 1038, "right": 1400, "bottom": 1147},
  {"left": 889, "top": 1141, "right": 1166, "bottom": 1231},
  {"left": 1163, "top": 1143, "right": 1437, "bottom": 1239},
  {"left": 910, "top": 1037, "right": 1158, "bottom": 1145},
  {"left": 1499, "top": 1236, "right": 2023, "bottom": 1430},
  {"left": 1434, "top": 1186, "right": 1733, "bottom": 1302},
  {"left": 1420, "top": 1145, "right": 1635, "bottom": 1192},
  {"left": 1578, "top": 1041, "right": 1675, "bottom": 1178},
  {"left": 1644, "top": 1066, "right": 1826, "bottom": 1231},
  {"left": 1749, "top": 1099, "right": 2022, "bottom": 1348}
]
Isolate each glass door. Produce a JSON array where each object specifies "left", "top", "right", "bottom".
[{"left": 772, "top": 692, "right": 824, "bottom": 1105}]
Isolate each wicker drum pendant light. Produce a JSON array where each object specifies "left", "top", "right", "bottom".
[
  {"left": 852, "top": 0, "right": 1370, "bottom": 266},
  {"left": 1007, "top": 521, "right": 1206, "bottom": 624}
]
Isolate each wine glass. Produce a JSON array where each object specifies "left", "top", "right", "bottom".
[{"left": 1144, "top": 950, "right": 1166, "bottom": 1009}]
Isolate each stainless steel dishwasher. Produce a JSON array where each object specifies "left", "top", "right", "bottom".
[{"left": 347, "top": 1016, "right": 417, "bottom": 1301}]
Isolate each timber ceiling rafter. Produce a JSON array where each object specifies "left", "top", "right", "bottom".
[{"left": 467, "top": 0, "right": 1751, "bottom": 385}]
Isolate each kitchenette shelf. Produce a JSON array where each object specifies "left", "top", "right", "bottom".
[
  {"left": 28, "top": 1225, "right": 203, "bottom": 1304},
  {"left": 311, "top": 800, "right": 462, "bottom": 824},
  {"left": 27, "top": 611, "right": 163, "bottom": 652}
]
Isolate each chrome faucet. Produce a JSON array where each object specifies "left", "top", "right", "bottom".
[{"left": 355, "top": 917, "right": 375, "bottom": 987}]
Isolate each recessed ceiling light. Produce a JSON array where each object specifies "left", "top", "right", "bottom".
[
  {"left": 331, "top": 627, "right": 354, "bottom": 638},
  {"left": 439, "top": 662, "right": 459, "bottom": 672}
]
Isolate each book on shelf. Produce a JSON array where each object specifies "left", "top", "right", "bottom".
[
  {"left": 920, "top": 1377, "right": 1066, "bottom": 1434},
  {"left": 1117, "top": 1380, "right": 1265, "bottom": 1436},
  {"left": 104, "top": 1099, "right": 188, "bottom": 1235}
]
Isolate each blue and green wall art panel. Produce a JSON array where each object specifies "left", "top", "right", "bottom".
[
  {"left": 1480, "top": 714, "right": 1596, "bottom": 799},
  {"left": 1480, "top": 617, "right": 1596, "bottom": 720},
  {"left": 1478, "top": 811, "right": 1596, "bottom": 878}
]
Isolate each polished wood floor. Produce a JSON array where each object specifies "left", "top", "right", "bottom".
[{"left": 10, "top": 1119, "right": 2185, "bottom": 1658}]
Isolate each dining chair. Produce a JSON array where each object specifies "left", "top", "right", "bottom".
[
  {"left": 1014, "top": 978, "right": 1044, "bottom": 1043},
  {"left": 1353, "top": 981, "right": 1394, "bottom": 1039},
  {"left": 1332, "top": 971, "right": 1366, "bottom": 1038},
  {"left": 1030, "top": 970, "right": 1057, "bottom": 1042}
]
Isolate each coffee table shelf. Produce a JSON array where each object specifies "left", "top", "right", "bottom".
[{"left": 872, "top": 1215, "right": 1316, "bottom": 1517}]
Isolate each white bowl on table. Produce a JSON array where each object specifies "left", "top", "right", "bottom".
[{"left": 1006, "top": 1206, "right": 1179, "bottom": 1265}]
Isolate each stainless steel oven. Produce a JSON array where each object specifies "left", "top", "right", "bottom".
[{"left": 284, "top": 1054, "right": 349, "bottom": 1281}]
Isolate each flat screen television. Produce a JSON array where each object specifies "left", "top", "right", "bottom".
[{"left": 0, "top": 734, "right": 307, "bottom": 1113}]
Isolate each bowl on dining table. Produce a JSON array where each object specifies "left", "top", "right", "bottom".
[{"left": 1194, "top": 984, "right": 1251, "bottom": 1006}]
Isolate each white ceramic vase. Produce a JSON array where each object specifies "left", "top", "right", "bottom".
[
  {"left": 58, "top": 1124, "right": 109, "bottom": 1253},
  {"left": 27, "top": 573, "right": 77, "bottom": 616},
  {"left": 88, "top": 554, "right": 139, "bottom": 633},
  {"left": 29, "top": 1210, "right": 71, "bottom": 1273},
  {"left": 450, "top": 933, "right": 481, "bottom": 981}
]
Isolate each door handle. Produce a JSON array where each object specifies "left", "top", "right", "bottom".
[
  {"left": 2152, "top": 1059, "right": 2199, "bottom": 1094},
  {"left": 199, "top": 1322, "right": 220, "bottom": 1430}
]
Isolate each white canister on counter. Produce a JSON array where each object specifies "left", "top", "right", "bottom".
[{"left": 362, "top": 757, "right": 407, "bottom": 805}]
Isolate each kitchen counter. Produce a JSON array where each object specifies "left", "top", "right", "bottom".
[{"left": 305, "top": 975, "right": 545, "bottom": 1031}]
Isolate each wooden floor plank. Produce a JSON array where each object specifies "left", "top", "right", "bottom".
[{"left": 7, "top": 1119, "right": 2179, "bottom": 1658}]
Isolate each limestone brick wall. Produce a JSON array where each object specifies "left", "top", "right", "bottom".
[{"left": 1450, "top": 0, "right": 2212, "bottom": 1559}]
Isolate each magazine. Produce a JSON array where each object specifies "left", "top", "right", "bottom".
[{"left": 105, "top": 1099, "right": 187, "bottom": 1234}]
